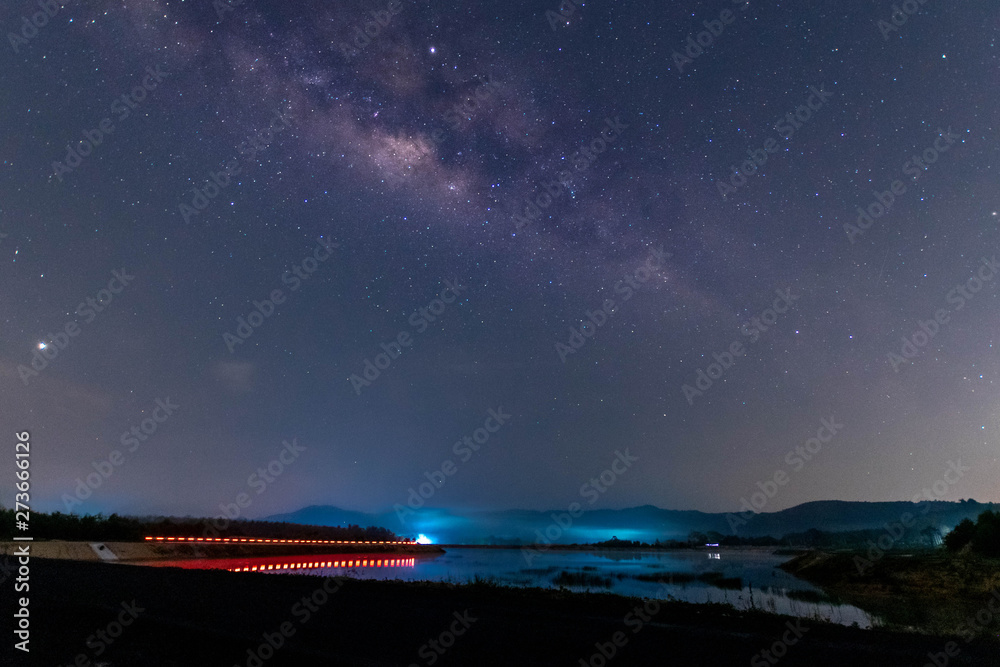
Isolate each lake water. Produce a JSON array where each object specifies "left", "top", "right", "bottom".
[{"left": 134, "top": 547, "right": 875, "bottom": 628}]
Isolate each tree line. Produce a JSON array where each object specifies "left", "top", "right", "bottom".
[{"left": 0, "top": 508, "right": 399, "bottom": 543}]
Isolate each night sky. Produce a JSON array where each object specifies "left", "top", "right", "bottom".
[{"left": 2, "top": 0, "right": 998, "bottom": 521}]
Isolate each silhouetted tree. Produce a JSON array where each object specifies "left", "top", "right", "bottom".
[
  {"left": 973, "top": 511, "right": 1000, "bottom": 557},
  {"left": 945, "top": 518, "right": 979, "bottom": 553}
]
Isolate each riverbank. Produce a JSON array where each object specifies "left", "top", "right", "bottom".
[
  {"left": 0, "top": 539, "right": 443, "bottom": 562},
  {"left": 7, "top": 557, "right": 999, "bottom": 667},
  {"left": 780, "top": 549, "right": 1000, "bottom": 636}
]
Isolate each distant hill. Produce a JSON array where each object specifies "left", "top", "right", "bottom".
[{"left": 265, "top": 499, "right": 999, "bottom": 545}]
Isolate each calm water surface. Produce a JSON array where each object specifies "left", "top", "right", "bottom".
[{"left": 136, "top": 547, "right": 875, "bottom": 628}]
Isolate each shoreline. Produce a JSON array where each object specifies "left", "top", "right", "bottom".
[
  {"left": 780, "top": 549, "right": 1000, "bottom": 637},
  {"left": 19, "top": 557, "right": 1000, "bottom": 666}
]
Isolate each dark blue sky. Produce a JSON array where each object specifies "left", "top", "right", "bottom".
[{"left": 2, "top": 0, "right": 998, "bottom": 520}]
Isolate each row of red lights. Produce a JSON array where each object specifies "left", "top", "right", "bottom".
[
  {"left": 229, "top": 557, "right": 416, "bottom": 572},
  {"left": 144, "top": 536, "right": 410, "bottom": 544}
]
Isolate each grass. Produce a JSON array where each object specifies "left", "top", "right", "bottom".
[{"left": 780, "top": 549, "right": 1000, "bottom": 637}]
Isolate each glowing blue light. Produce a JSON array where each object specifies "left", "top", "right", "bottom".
[{"left": 416, "top": 534, "right": 433, "bottom": 544}]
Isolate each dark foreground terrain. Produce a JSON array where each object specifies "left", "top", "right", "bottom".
[
  {"left": 5, "top": 558, "right": 999, "bottom": 667},
  {"left": 782, "top": 550, "right": 1000, "bottom": 637}
]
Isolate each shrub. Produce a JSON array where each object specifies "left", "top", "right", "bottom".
[
  {"left": 944, "top": 518, "right": 976, "bottom": 552},
  {"left": 944, "top": 511, "right": 1000, "bottom": 556}
]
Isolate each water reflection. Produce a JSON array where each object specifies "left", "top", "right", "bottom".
[
  {"left": 133, "top": 547, "right": 877, "bottom": 628},
  {"left": 133, "top": 552, "right": 419, "bottom": 573},
  {"left": 228, "top": 556, "right": 416, "bottom": 573}
]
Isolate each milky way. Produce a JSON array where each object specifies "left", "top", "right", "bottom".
[{"left": 2, "top": 0, "right": 998, "bottom": 519}]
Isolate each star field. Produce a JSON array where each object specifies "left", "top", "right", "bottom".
[{"left": 1, "top": 0, "right": 998, "bottom": 517}]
